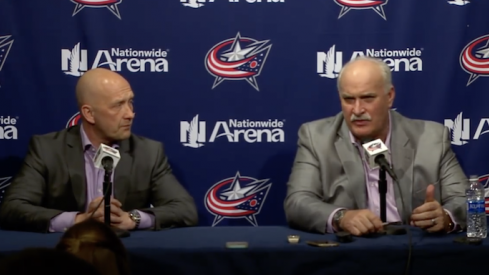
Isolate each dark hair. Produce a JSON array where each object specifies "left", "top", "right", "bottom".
[
  {"left": 56, "top": 219, "right": 131, "bottom": 275},
  {"left": 0, "top": 247, "right": 101, "bottom": 275}
]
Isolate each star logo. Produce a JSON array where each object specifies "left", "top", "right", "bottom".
[
  {"left": 460, "top": 34, "right": 489, "bottom": 86},
  {"left": 204, "top": 172, "right": 272, "bottom": 226},
  {"left": 71, "top": 0, "right": 123, "bottom": 19},
  {"left": 334, "top": 0, "right": 389, "bottom": 20},
  {"left": 205, "top": 33, "right": 272, "bottom": 91}
]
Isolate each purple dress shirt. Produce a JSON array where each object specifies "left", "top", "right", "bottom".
[
  {"left": 49, "top": 125, "right": 155, "bottom": 232},
  {"left": 326, "top": 114, "right": 457, "bottom": 233}
]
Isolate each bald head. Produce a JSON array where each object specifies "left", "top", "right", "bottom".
[
  {"left": 75, "top": 68, "right": 129, "bottom": 108},
  {"left": 337, "top": 56, "right": 395, "bottom": 143},
  {"left": 75, "top": 68, "right": 135, "bottom": 145},
  {"left": 337, "top": 57, "right": 392, "bottom": 94}
]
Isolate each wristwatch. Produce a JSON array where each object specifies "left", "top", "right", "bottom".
[
  {"left": 333, "top": 209, "right": 346, "bottom": 231},
  {"left": 129, "top": 210, "right": 141, "bottom": 229}
]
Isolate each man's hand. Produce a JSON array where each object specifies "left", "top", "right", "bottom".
[
  {"left": 111, "top": 212, "right": 136, "bottom": 231},
  {"left": 74, "top": 197, "right": 124, "bottom": 224},
  {"left": 339, "top": 209, "right": 384, "bottom": 236},
  {"left": 410, "top": 184, "right": 447, "bottom": 233}
]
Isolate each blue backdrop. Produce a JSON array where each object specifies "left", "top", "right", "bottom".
[{"left": 0, "top": 0, "right": 488, "bottom": 227}]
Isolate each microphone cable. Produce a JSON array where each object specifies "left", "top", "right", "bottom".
[
  {"left": 393, "top": 178, "right": 412, "bottom": 275},
  {"left": 88, "top": 179, "right": 113, "bottom": 220}
]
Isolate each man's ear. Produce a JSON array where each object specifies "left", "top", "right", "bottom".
[{"left": 81, "top": 105, "right": 95, "bottom": 124}]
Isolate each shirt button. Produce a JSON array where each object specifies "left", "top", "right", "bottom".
[{"left": 98, "top": 189, "right": 102, "bottom": 193}]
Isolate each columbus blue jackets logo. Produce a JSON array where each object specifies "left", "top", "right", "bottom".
[
  {"left": 0, "top": 177, "right": 12, "bottom": 206},
  {"left": 205, "top": 33, "right": 272, "bottom": 91},
  {"left": 71, "top": 0, "right": 123, "bottom": 19},
  {"left": 460, "top": 34, "right": 489, "bottom": 86},
  {"left": 335, "top": 0, "right": 388, "bottom": 20},
  {"left": 205, "top": 172, "right": 272, "bottom": 226},
  {"left": 66, "top": 112, "right": 81, "bottom": 128}
]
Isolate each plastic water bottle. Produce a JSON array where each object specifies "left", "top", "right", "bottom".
[{"left": 466, "top": 175, "right": 487, "bottom": 238}]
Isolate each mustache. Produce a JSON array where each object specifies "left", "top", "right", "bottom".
[{"left": 350, "top": 114, "right": 372, "bottom": 121}]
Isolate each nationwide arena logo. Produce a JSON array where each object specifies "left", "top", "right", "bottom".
[
  {"left": 71, "top": 0, "right": 123, "bottom": 19},
  {"left": 66, "top": 112, "right": 81, "bottom": 128},
  {"left": 460, "top": 34, "right": 489, "bottom": 86},
  {"left": 334, "top": 0, "right": 388, "bottom": 20},
  {"left": 204, "top": 172, "right": 272, "bottom": 226},
  {"left": 61, "top": 42, "right": 168, "bottom": 77},
  {"left": 205, "top": 32, "right": 272, "bottom": 91}
]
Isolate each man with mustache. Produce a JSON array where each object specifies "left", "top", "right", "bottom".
[
  {"left": 284, "top": 57, "right": 466, "bottom": 236},
  {"left": 0, "top": 68, "right": 198, "bottom": 233}
]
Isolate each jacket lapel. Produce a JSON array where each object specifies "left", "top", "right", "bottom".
[
  {"left": 335, "top": 120, "right": 367, "bottom": 209},
  {"left": 390, "top": 112, "right": 414, "bottom": 223},
  {"left": 65, "top": 126, "right": 87, "bottom": 211},
  {"left": 114, "top": 138, "right": 132, "bottom": 206}
]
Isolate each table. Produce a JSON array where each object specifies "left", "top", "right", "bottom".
[{"left": 0, "top": 226, "right": 485, "bottom": 275}]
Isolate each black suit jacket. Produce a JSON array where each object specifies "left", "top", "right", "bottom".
[{"left": 0, "top": 125, "right": 198, "bottom": 232}]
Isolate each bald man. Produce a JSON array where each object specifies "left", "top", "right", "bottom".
[
  {"left": 0, "top": 68, "right": 198, "bottom": 233},
  {"left": 284, "top": 57, "right": 467, "bottom": 236}
]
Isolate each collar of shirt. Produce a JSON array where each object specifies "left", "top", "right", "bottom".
[
  {"left": 80, "top": 124, "right": 120, "bottom": 152},
  {"left": 348, "top": 111, "right": 392, "bottom": 149}
]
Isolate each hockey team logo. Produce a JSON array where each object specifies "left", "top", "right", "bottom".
[
  {"left": 71, "top": 0, "right": 123, "bottom": 19},
  {"left": 0, "top": 35, "right": 14, "bottom": 87},
  {"left": 444, "top": 112, "right": 489, "bottom": 146},
  {"left": 205, "top": 33, "right": 272, "bottom": 91},
  {"left": 335, "top": 0, "right": 388, "bottom": 20},
  {"left": 460, "top": 34, "right": 489, "bottom": 86},
  {"left": 0, "top": 176, "right": 12, "bottom": 206},
  {"left": 205, "top": 172, "right": 272, "bottom": 226},
  {"left": 66, "top": 112, "right": 82, "bottom": 128}
]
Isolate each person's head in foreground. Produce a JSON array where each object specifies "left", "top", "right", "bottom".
[{"left": 56, "top": 218, "right": 131, "bottom": 275}]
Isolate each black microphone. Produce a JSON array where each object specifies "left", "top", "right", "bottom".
[
  {"left": 91, "top": 144, "right": 129, "bottom": 238},
  {"left": 374, "top": 154, "right": 398, "bottom": 182},
  {"left": 101, "top": 156, "right": 114, "bottom": 171}
]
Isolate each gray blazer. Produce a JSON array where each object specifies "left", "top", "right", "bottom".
[
  {"left": 284, "top": 111, "right": 467, "bottom": 233},
  {"left": 0, "top": 125, "right": 198, "bottom": 232}
]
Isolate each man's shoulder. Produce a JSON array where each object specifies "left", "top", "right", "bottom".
[
  {"left": 129, "top": 133, "right": 163, "bottom": 149},
  {"left": 29, "top": 127, "right": 74, "bottom": 144},
  {"left": 394, "top": 111, "right": 447, "bottom": 136}
]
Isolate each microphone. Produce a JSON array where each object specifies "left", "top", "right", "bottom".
[
  {"left": 361, "top": 139, "right": 398, "bottom": 182},
  {"left": 93, "top": 143, "right": 121, "bottom": 171},
  {"left": 90, "top": 143, "right": 129, "bottom": 238}
]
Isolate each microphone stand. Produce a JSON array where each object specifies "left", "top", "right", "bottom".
[
  {"left": 103, "top": 169, "right": 130, "bottom": 238},
  {"left": 378, "top": 166, "right": 406, "bottom": 235},
  {"left": 379, "top": 167, "right": 387, "bottom": 223}
]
